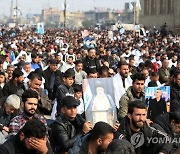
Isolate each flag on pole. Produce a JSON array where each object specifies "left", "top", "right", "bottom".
[
  {"left": 136, "top": 0, "right": 141, "bottom": 10},
  {"left": 83, "top": 79, "right": 93, "bottom": 110},
  {"left": 129, "top": 2, "right": 133, "bottom": 11}
]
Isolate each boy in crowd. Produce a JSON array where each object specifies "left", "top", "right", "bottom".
[
  {"left": 56, "top": 68, "right": 75, "bottom": 114},
  {"left": 73, "top": 84, "right": 84, "bottom": 115}
]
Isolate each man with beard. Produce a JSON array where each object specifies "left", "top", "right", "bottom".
[
  {"left": 113, "top": 61, "right": 132, "bottom": 109},
  {"left": 6, "top": 65, "right": 15, "bottom": 81},
  {"left": 3, "top": 68, "right": 24, "bottom": 97},
  {"left": 0, "top": 119, "right": 53, "bottom": 154},
  {"left": 83, "top": 48, "right": 101, "bottom": 73},
  {"left": 68, "top": 122, "right": 114, "bottom": 154},
  {"left": 8, "top": 89, "right": 47, "bottom": 136},
  {"left": 25, "top": 72, "right": 52, "bottom": 115},
  {"left": 170, "top": 71, "right": 180, "bottom": 107},
  {"left": 158, "top": 58, "right": 170, "bottom": 84},
  {"left": 118, "top": 72, "right": 145, "bottom": 119},
  {"left": 115, "top": 100, "right": 169, "bottom": 154},
  {"left": 74, "top": 60, "right": 87, "bottom": 85}
]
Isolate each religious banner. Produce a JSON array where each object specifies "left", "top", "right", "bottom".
[
  {"left": 37, "top": 23, "right": 44, "bottom": 35},
  {"left": 82, "top": 78, "right": 117, "bottom": 126},
  {"left": 83, "top": 36, "right": 96, "bottom": 49}
]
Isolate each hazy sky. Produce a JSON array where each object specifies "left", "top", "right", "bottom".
[{"left": 0, "top": 0, "right": 132, "bottom": 17}]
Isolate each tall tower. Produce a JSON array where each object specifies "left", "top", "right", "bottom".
[{"left": 10, "top": 0, "right": 14, "bottom": 19}]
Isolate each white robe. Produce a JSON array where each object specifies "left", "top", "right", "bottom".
[
  {"left": 169, "top": 59, "right": 177, "bottom": 68},
  {"left": 113, "top": 73, "right": 132, "bottom": 108},
  {"left": 60, "top": 63, "right": 75, "bottom": 73}
]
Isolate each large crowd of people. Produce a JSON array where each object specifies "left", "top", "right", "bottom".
[{"left": 0, "top": 25, "right": 179, "bottom": 154}]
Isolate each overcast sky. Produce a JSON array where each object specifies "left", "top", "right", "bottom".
[{"left": 0, "top": 0, "right": 132, "bottom": 17}]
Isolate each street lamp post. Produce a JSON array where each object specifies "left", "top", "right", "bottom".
[
  {"left": 133, "top": 0, "right": 136, "bottom": 31},
  {"left": 63, "top": 0, "right": 67, "bottom": 29}
]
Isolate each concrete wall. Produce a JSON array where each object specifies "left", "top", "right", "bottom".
[{"left": 139, "top": 0, "right": 180, "bottom": 32}]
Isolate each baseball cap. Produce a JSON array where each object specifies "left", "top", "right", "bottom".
[{"left": 61, "top": 96, "right": 79, "bottom": 107}]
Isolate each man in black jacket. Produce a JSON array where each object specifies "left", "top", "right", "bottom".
[
  {"left": 68, "top": 121, "right": 114, "bottom": 154},
  {"left": 170, "top": 71, "right": 180, "bottom": 111},
  {"left": 83, "top": 48, "right": 101, "bottom": 73},
  {"left": 152, "top": 111, "right": 180, "bottom": 153},
  {"left": 0, "top": 119, "right": 53, "bottom": 154},
  {"left": 50, "top": 96, "right": 92, "bottom": 154},
  {"left": 43, "top": 59, "right": 63, "bottom": 100},
  {"left": 56, "top": 68, "right": 75, "bottom": 113},
  {"left": 115, "top": 100, "right": 168, "bottom": 154},
  {"left": 3, "top": 68, "right": 24, "bottom": 97}
]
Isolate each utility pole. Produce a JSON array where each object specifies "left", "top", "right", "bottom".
[
  {"left": 14, "top": 0, "right": 18, "bottom": 25},
  {"left": 63, "top": 0, "right": 67, "bottom": 29},
  {"left": 133, "top": 0, "right": 136, "bottom": 31},
  {"left": 10, "top": 0, "right": 14, "bottom": 19},
  {"left": 93, "top": 0, "right": 96, "bottom": 28}
]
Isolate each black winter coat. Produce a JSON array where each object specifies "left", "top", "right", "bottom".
[
  {"left": 152, "top": 113, "right": 180, "bottom": 153},
  {"left": 170, "top": 82, "right": 180, "bottom": 102},
  {"left": 56, "top": 83, "right": 75, "bottom": 113},
  {"left": 82, "top": 56, "right": 101, "bottom": 73},
  {"left": 114, "top": 116, "right": 165, "bottom": 154},
  {"left": 50, "top": 114, "right": 85, "bottom": 154},
  {"left": 43, "top": 67, "right": 63, "bottom": 100}
]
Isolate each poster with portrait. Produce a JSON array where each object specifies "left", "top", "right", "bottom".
[
  {"left": 82, "top": 78, "right": 117, "bottom": 126},
  {"left": 37, "top": 23, "right": 44, "bottom": 35},
  {"left": 145, "top": 86, "right": 170, "bottom": 111},
  {"left": 83, "top": 36, "right": 96, "bottom": 49}
]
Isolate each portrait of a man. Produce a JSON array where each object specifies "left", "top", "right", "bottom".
[{"left": 83, "top": 78, "right": 117, "bottom": 126}]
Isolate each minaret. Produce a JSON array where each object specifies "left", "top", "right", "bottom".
[{"left": 10, "top": 0, "right": 14, "bottom": 19}]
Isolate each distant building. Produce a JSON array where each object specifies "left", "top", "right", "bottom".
[
  {"left": 26, "top": 14, "right": 41, "bottom": 24},
  {"left": 84, "top": 8, "right": 119, "bottom": 26},
  {"left": 65, "top": 11, "right": 84, "bottom": 29},
  {"left": 42, "top": 7, "right": 61, "bottom": 23},
  {"left": 118, "top": 2, "right": 134, "bottom": 24},
  {"left": 84, "top": 11, "right": 96, "bottom": 23},
  {"left": 139, "top": 0, "right": 180, "bottom": 32},
  {"left": 42, "top": 7, "right": 84, "bottom": 28}
]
